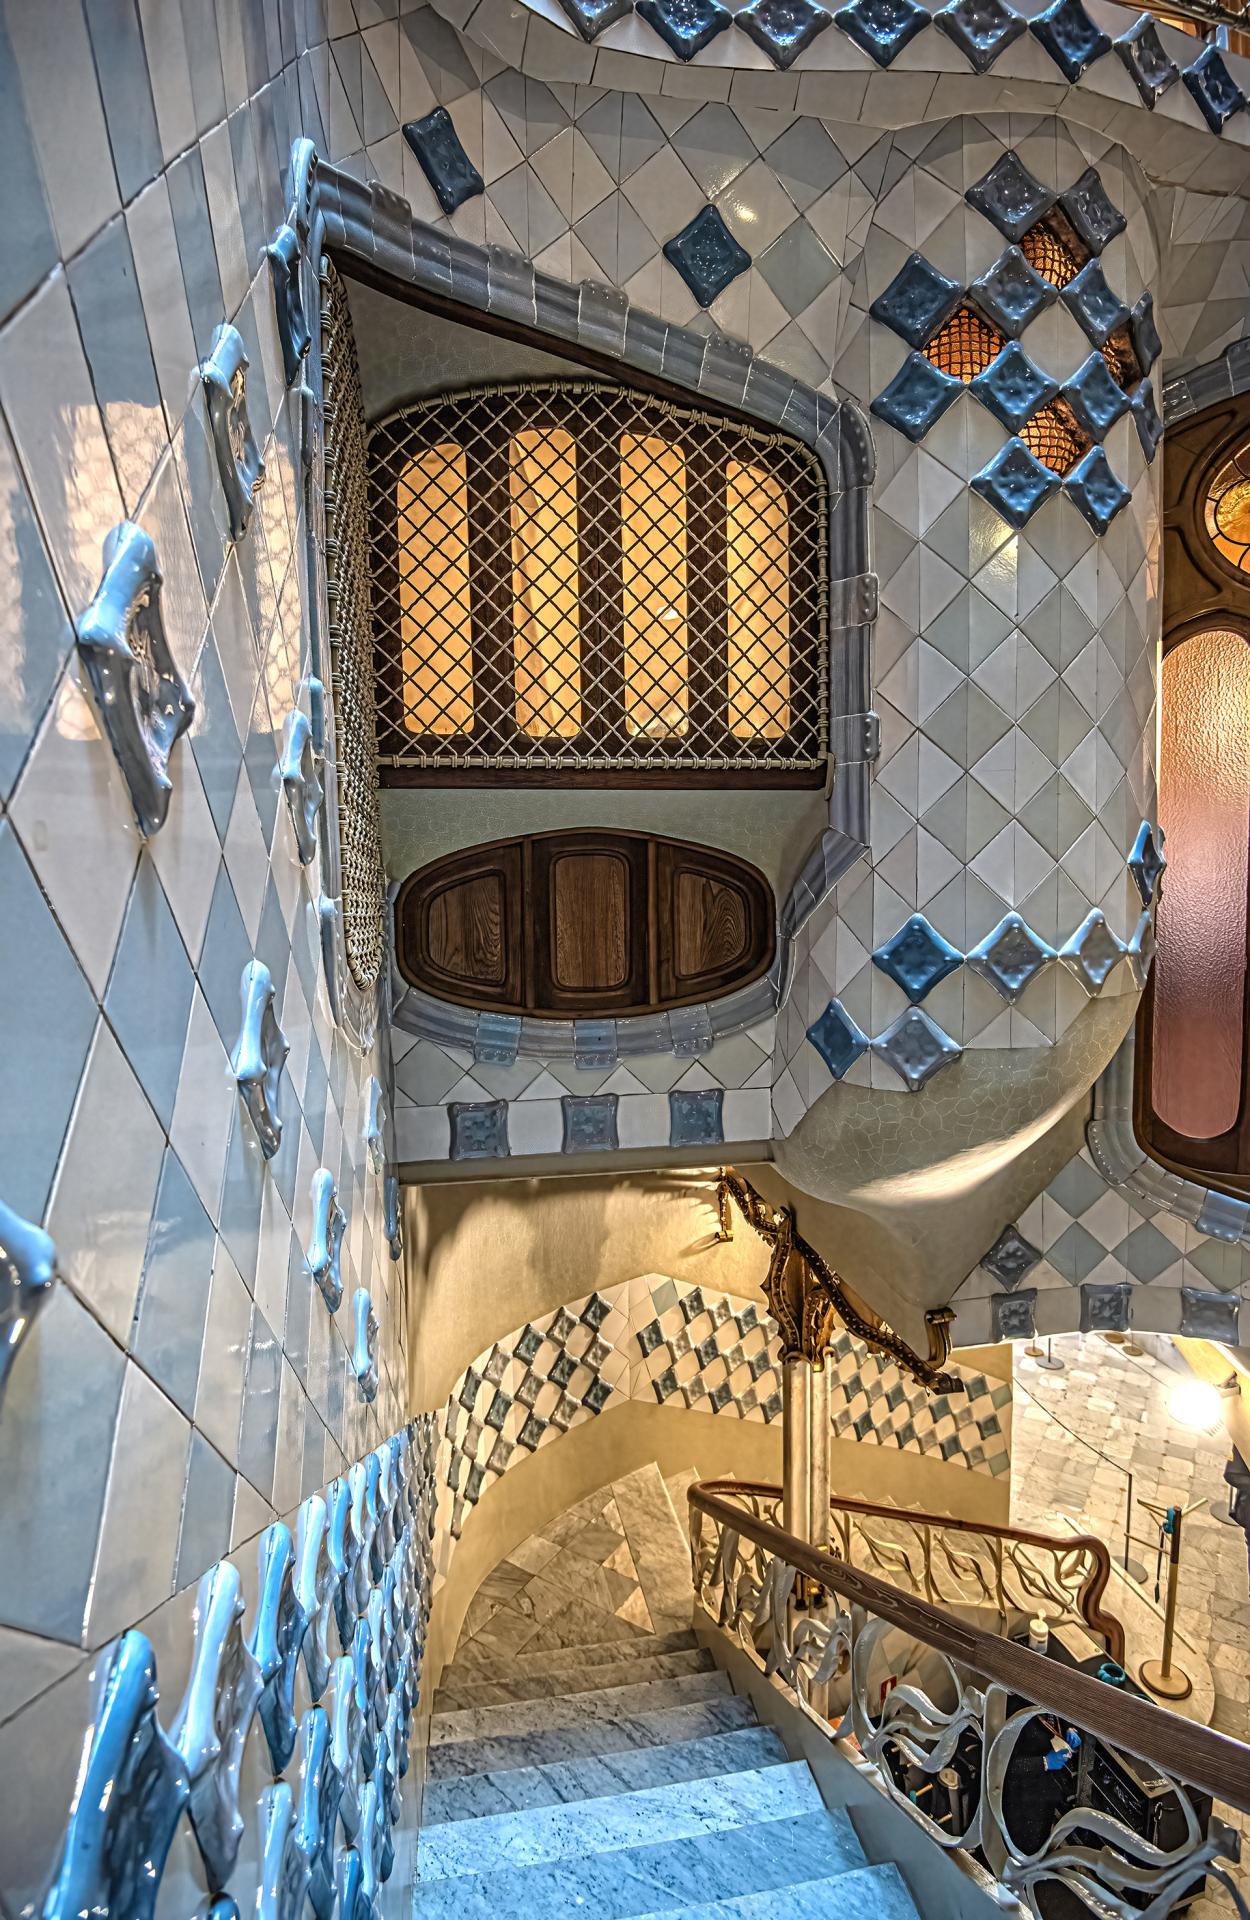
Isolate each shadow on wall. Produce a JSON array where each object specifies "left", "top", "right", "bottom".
[
  {"left": 405, "top": 1168, "right": 772, "bottom": 1407},
  {"left": 763, "top": 992, "right": 1137, "bottom": 1340}
]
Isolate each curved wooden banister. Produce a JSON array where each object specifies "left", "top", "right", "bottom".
[
  {"left": 689, "top": 1477, "right": 1250, "bottom": 1816},
  {"left": 709, "top": 1478, "right": 1125, "bottom": 1665}
]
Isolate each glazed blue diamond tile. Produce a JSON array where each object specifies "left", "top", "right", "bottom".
[
  {"left": 965, "top": 152, "right": 1055, "bottom": 243},
  {"left": 1183, "top": 44, "right": 1246, "bottom": 132},
  {"left": 636, "top": 0, "right": 732, "bottom": 57},
  {"left": 968, "top": 246, "right": 1056, "bottom": 338},
  {"left": 1061, "top": 259, "right": 1130, "bottom": 347},
  {"left": 869, "top": 253, "right": 962, "bottom": 349},
  {"left": 1029, "top": 0, "right": 1110, "bottom": 80},
  {"left": 1062, "top": 351, "right": 1129, "bottom": 440},
  {"left": 554, "top": 0, "right": 631, "bottom": 36},
  {"left": 1059, "top": 169, "right": 1126, "bottom": 254},
  {"left": 402, "top": 109, "right": 484, "bottom": 216},
  {"left": 832, "top": 0, "right": 930, "bottom": 67},
  {"left": 1129, "top": 379, "right": 1163, "bottom": 462},
  {"left": 737, "top": 0, "right": 833, "bottom": 67},
  {"left": 663, "top": 205, "right": 751, "bottom": 308},
  {"left": 981, "top": 1222, "right": 1043, "bottom": 1287},
  {"left": 972, "top": 437, "right": 1062, "bottom": 527},
  {"left": 561, "top": 1094, "right": 619, "bottom": 1153},
  {"left": 992, "top": 1289, "right": 1038, "bottom": 1341},
  {"left": 969, "top": 342, "right": 1059, "bottom": 432},
  {"left": 932, "top": 0, "right": 1025, "bottom": 71},
  {"left": 873, "top": 914, "right": 963, "bottom": 1004},
  {"left": 873, "top": 1007, "right": 961, "bottom": 1091},
  {"left": 1065, "top": 445, "right": 1130, "bottom": 533},
  {"left": 448, "top": 1099, "right": 509, "bottom": 1160},
  {"left": 669, "top": 1088, "right": 724, "bottom": 1147},
  {"left": 807, "top": 999, "right": 870, "bottom": 1079},
  {"left": 1128, "top": 819, "right": 1166, "bottom": 906},
  {"left": 1130, "top": 291, "right": 1161, "bottom": 373},
  {"left": 871, "top": 352, "right": 963, "bottom": 443},
  {"left": 1115, "top": 16, "right": 1178, "bottom": 107},
  {"left": 965, "top": 912, "right": 1055, "bottom": 1000}
]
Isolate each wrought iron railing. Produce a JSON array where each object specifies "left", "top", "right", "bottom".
[{"left": 690, "top": 1478, "right": 1250, "bottom": 1919}]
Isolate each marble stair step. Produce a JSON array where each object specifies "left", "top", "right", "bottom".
[
  {"left": 418, "top": 1760, "right": 825, "bottom": 1881},
  {"left": 430, "top": 1670, "right": 730, "bottom": 1747},
  {"left": 424, "top": 1724, "right": 791, "bottom": 1825},
  {"left": 413, "top": 1807, "right": 867, "bottom": 1920},
  {"left": 435, "top": 1647, "right": 714, "bottom": 1711},
  {"left": 634, "top": 1862, "right": 921, "bottom": 1920},
  {"left": 449, "top": 1627, "right": 700, "bottom": 1684},
  {"left": 428, "top": 1693, "right": 760, "bottom": 1782}
]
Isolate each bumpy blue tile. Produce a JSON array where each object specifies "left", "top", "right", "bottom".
[
  {"left": 807, "top": 999, "right": 870, "bottom": 1079},
  {"left": 662, "top": 205, "right": 751, "bottom": 308},
  {"left": 872, "top": 913, "right": 962, "bottom": 1003},
  {"left": 1130, "top": 291, "right": 1161, "bottom": 373},
  {"left": 932, "top": 0, "right": 1025, "bottom": 71},
  {"left": 1064, "top": 445, "right": 1131, "bottom": 534},
  {"left": 554, "top": 0, "right": 631, "bottom": 33},
  {"left": 449, "top": 1099, "right": 508, "bottom": 1160},
  {"left": 981, "top": 1222, "right": 1043, "bottom": 1287},
  {"left": 0, "top": 1196, "right": 56, "bottom": 1406},
  {"left": 1183, "top": 44, "right": 1246, "bottom": 133},
  {"left": 669, "top": 1088, "right": 725, "bottom": 1147},
  {"left": 1080, "top": 1280, "right": 1130, "bottom": 1333},
  {"left": 1059, "top": 905, "right": 1126, "bottom": 986},
  {"left": 1029, "top": 0, "right": 1110, "bottom": 80},
  {"left": 1061, "top": 351, "right": 1129, "bottom": 440},
  {"left": 968, "top": 245, "right": 1056, "bottom": 338},
  {"left": 869, "top": 252, "right": 962, "bottom": 348},
  {"left": 969, "top": 342, "right": 1059, "bottom": 432},
  {"left": 965, "top": 912, "right": 1055, "bottom": 1000},
  {"left": 992, "top": 1289, "right": 1037, "bottom": 1341},
  {"left": 1115, "top": 15, "right": 1178, "bottom": 108},
  {"left": 832, "top": 0, "right": 930, "bottom": 66},
  {"left": 872, "top": 351, "right": 963, "bottom": 443},
  {"left": 561, "top": 1094, "right": 619, "bottom": 1152},
  {"left": 873, "top": 1007, "right": 961, "bottom": 1091},
  {"left": 402, "top": 108, "right": 484, "bottom": 215},
  {"left": 1061, "top": 259, "right": 1130, "bottom": 347},
  {"left": 966, "top": 151, "right": 1055, "bottom": 242},
  {"left": 737, "top": 0, "right": 833, "bottom": 65},
  {"left": 636, "top": 0, "right": 732, "bottom": 56},
  {"left": 1128, "top": 819, "right": 1166, "bottom": 906},
  {"left": 1059, "top": 169, "right": 1126, "bottom": 255},
  {"left": 1179, "top": 1286, "right": 1240, "bottom": 1341},
  {"left": 972, "top": 437, "right": 1062, "bottom": 527}
]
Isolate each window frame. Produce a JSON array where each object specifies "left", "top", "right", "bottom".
[{"left": 366, "top": 378, "right": 829, "bottom": 788}]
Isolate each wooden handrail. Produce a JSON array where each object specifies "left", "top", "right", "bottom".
[
  {"left": 711, "top": 1478, "right": 1125, "bottom": 1665},
  {"left": 689, "top": 1478, "right": 1250, "bottom": 1815}
]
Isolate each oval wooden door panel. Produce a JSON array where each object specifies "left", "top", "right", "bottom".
[{"left": 395, "top": 830, "right": 774, "bottom": 1018}]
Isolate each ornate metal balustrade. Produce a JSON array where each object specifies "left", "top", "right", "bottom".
[{"left": 690, "top": 1478, "right": 1249, "bottom": 1920}]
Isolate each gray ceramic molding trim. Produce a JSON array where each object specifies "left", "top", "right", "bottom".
[
  {"left": 231, "top": 960, "right": 289, "bottom": 1161},
  {"left": 199, "top": 324, "right": 266, "bottom": 542},
  {"left": 76, "top": 523, "right": 195, "bottom": 839},
  {"left": 276, "top": 144, "right": 874, "bottom": 1066},
  {"left": 308, "top": 1168, "right": 347, "bottom": 1311},
  {"left": 1087, "top": 1030, "right": 1250, "bottom": 1245},
  {"left": 0, "top": 1197, "right": 57, "bottom": 1405},
  {"left": 1163, "top": 338, "right": 1250, "bottom": 426},
  {"left": 169, "top": 1560, "right": 263, "bottom": 1894},
  {"left": 352, "top": 1289, "right": 380, "bottom": 1404},
  {"left": 277, "top": 709, "right": 324, "bottom": 866}
]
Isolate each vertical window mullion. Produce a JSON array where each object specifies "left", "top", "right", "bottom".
[
  {"left": 581, "top": 405, "right": 625, "bottom": 754},
  {"left": 466, "top": 404, "right": 517, "bottom": 756},
  {"left": 687, "top": 440, "right": 727, "bottom": 759}
]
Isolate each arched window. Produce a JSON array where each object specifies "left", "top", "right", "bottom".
[
  {"left": 1137, "top": 394, "right": 1250, "bottom": 1189},
  {"left": 366, "top": 382, "right": 828, "bottom": 786}
]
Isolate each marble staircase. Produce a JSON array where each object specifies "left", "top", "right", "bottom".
[{"left": 414, "top": 1465, "right": 922, "bottom": 1919}]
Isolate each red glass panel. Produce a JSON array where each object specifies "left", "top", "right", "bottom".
[{"left": 1153, "top": 629, "right": 1250, "bottom": 1139}]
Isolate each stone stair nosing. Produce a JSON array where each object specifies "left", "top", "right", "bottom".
[
  {"left": 429, "top": 1669, "right": 731, "bottom": 1746},
  {"left": 426, "top": 1693, "right": 762, "bottom": 1782},
  {"left": 632, "top": 1861, "right": 923, "bottom": 1920},
  {"left": 434, "top": 1646, "right": 715, "bottom": 1711}
]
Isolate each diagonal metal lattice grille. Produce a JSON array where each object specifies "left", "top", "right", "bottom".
[
  {"left": 367, "top": 381, "right": 829, "bottom": 782},
  {"left": 321, "top": 261, "right": 386, "bottom": 990}
]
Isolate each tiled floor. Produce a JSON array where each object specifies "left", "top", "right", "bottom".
[{"left": 1010, "top": 1331, "right": 1248, "bottom": 1739}]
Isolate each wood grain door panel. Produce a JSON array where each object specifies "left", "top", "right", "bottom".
[{"left": 394, "top": 829, "right": 773, "bottom": 1017}]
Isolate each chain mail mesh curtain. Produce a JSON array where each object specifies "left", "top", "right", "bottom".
[
  {"left": 321, "top": 263, "right": 386, "bottom": 990},
  {"left": 367, "top": 381, "right": 829, "bottom": 782}
]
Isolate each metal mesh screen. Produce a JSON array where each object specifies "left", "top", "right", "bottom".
[
  {"left": 367, "top": 381, "right": 829, "bottom": 781},
  {"left": 925, "top": 305, "right": 1004, "bottom": 383},
  {"left": 321, "top": 261, "right": 386, "bottom": 990}
]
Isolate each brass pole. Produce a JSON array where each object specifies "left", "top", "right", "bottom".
[{"left": 783, "top": 1356, "right": 811, "bottom": 1543}]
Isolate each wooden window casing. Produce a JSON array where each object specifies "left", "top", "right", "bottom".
[{"left": 367, "top": 381, "right": 828, "bottom": 787}]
